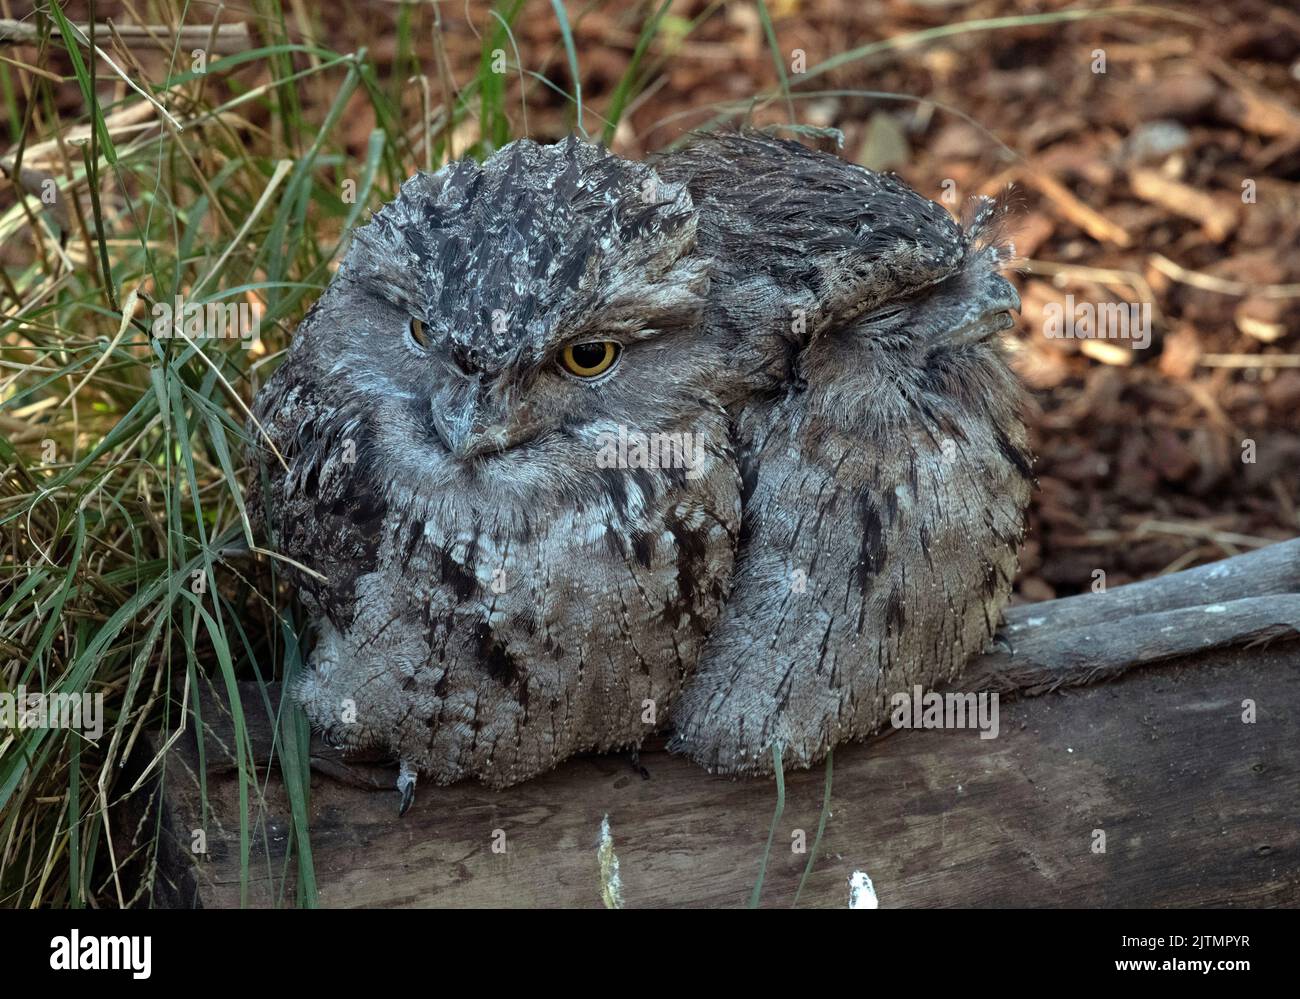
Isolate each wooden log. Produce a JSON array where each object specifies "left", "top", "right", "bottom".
[
  {"left": 136, "top": 540, "right": 1300, "bottom": 908},
  {"left": 968, "top": 594, "right": 1300, "bottom": 695},
  {"left": 1002, "top": 537, "right": 1300, "bottom": 631}
]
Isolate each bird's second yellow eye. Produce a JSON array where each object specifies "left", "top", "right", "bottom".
[{"left": 560, "top": 341, "right": 620, "bottom": 379}]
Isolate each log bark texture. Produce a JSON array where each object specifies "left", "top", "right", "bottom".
[{"left": 138, "top": 540, "right": 1300, "bottom": 907}]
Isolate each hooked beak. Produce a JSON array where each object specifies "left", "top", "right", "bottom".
[
  {"left": 945, "top": 271, "right": 1021, "bottom": 345},
  {"left": 430, "top": 379, "right": 518, "bottom": 460},
  {"left": 983, "top": 272, "right": 1021, "bottom": 320}
]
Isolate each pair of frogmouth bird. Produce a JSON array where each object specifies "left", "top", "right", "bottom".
[{"left": 247, "top": 132, "right": 1033, "bottom": 813}]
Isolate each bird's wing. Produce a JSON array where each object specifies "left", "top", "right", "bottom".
[{"left": 246, "top": 349, "right": 389, "bottom": 628}]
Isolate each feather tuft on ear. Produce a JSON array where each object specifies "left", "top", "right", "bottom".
[{"left": 963, "top": 186, "right": 1023, "bottom": 266}]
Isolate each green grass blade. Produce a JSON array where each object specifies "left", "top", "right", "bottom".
[
  {"left": 748, "top": 744, "right": 785, "bottom": 909},
  {"left": 548, "top": 0, "right": 585, "bottom": 137},
  {"left": 793, "top": 749, "right": 833, "bottom": 908},
  {"left": 754, "top": 0, "right": 795, "bottom": 123},
  {"left": 602, "top": 0, "right": 673, "bottom": 144}
]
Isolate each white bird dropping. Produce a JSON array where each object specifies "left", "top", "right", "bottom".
[{"left": 849, "top": 870, "right": 879, "bottom": 909}]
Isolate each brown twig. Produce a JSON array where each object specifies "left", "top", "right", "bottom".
[{"left": 0, "top": 19, "right": 251, "bottom": 56}]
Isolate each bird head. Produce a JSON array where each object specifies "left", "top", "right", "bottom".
[
  {"left": 657, "top": 132, "right": 1023, "bottom": 424},
  {"left": 282, "top": 137, "right": 726, "bottom": 506}
]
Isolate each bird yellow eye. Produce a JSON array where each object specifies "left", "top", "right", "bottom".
[
  {"left": 409, "top": 317, "right": 430, "bottom": 348},
  {"left": 560, "top": 341, "right": 620, "bottom": 379}
]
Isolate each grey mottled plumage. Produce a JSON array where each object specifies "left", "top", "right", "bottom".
[
  {"left": 248, "top": 137, "right": 739, "bottom": 805},
  {"left": 248, "top": 132, "right": 1032, "bottom": 802},
  {"left": 657, "top": 133, "right": 1033, "bottom": 775}
]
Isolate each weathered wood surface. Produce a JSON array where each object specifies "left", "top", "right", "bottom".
[
  {"left": 143, "top": 541, "right": 1300, "bottom": 908},
  {"left": 972, "top": 537, "right": 1300, "bottom": 694}
]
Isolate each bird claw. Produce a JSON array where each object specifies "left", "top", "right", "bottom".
[
  {"left": 396, "top": 760, "right": 417, "bottom": 816},
  {"left": 990, "top": 632, "right": 1016, "bottom": 655},
  {"left": 629, "top": 749, "right": 650, "bottom": 781}
]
